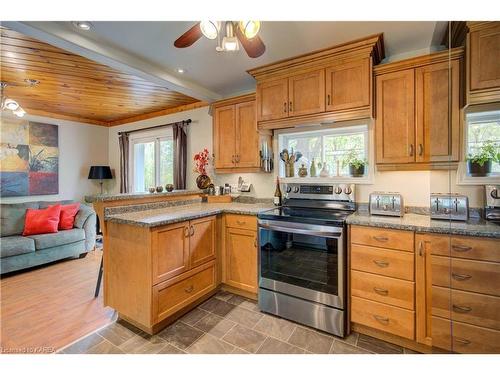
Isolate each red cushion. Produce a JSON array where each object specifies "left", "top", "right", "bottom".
[
  {"left": 23, "top": 205, "right": 62, "bottom": 236},
  {"left": 59, "top": 203, "right": 80, "bottom": 230}
]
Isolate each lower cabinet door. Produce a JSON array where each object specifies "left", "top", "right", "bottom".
[
  {"left": 153, "top": 261, "right": 216, "bottom": 324},
  {"left": 351, "top": 296, "right": 415, "bottom": 340},
  {"left": 189, "top": 216, "right": 216, "bottom": 269},
  {"left": 225, "top": 227, "right": 258, "bottom": 293}
]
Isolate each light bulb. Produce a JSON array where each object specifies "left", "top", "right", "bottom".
[
  {"left": 5, "top": 99, "right": 19, "bottom": 111},
  {"left": 239, "top": 21, "right": 260, "bottom": 39},
  {"left": 72, "top": 21, "right": 93, "bottom": 31},
  {"left": 222, "top": 36, "right": 239, "bottom": 51},
  {"left": 200, "top": 21, "right": 220, "bottom": 40},
  {"left": 13, "top": 107, "right": 26, "bottom": 117}
]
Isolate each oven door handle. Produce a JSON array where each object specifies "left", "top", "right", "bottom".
[{"left": 258, "top": 223, "right": 342, "bottom": 238}]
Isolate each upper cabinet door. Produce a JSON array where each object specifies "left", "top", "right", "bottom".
[
  {"left": 469, "top": 23, "right": 500, "bottom": 91},
  {"left": 256, "top": 78, "right": 289, "bottom": 121},
  {"left": 288, "top": 70, "right": 325, "bottom": 117},
  {"left": 235, "top": 100, "right": 260, "bottom": 168},
  {"left": 416, "top": 60, "right": 460, "bottom": 163},
  {"left": 214, "top": 105, "right": 236, "bottom": 169},
  {"left": 376, "top": 69, "right": 416, "bottom": 164},
  {"left": 325, "top": 58, "right": 370, "bottom": 112}
]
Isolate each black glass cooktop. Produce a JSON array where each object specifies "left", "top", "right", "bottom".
[{"left": 258, "top": 206, "right": 353, "bottom": 227}]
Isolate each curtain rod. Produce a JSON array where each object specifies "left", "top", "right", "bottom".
[{"left": 118, "top": 119, "right": 191, "bottom": 135}]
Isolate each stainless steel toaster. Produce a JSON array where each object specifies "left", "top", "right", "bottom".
[
  {"left": 430, "top": 193, "right": 468, "bottom": 221},
  {"left": 369, "top": 192, "right": 404, "bottom": 217}
]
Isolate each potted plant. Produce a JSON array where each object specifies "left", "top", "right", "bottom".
[
  {"left": 466, "top": 141, "right": 500, "bottom": 177},
  {"left": 193, "top": 148, "right": 212, "bottom": 189},
  {"left": 343, "top": 150, "right": 367, "bottom": 177}
]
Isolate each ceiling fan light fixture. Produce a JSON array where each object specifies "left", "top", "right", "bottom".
[
  {"left": 200, "top": 21, "right": 220, "bottom": 40},
  {"left": 239, "top": 21, "right": 260, "bottom": 39},
  {"left": 13, "top": 107, "right": 26, "bottom": 118},
  {"left": 222, "top": 36, "right": 239, "bottom": 51},
  {"left": 4, "top": 99, "right": 19, "bottom": 111}
]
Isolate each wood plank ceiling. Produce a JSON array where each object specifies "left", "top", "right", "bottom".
[{"left": 0, "top": 27, "right": 204, "bottom": 126}]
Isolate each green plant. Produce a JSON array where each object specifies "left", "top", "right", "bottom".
[
  {"left": 342, "top": 150, "right": 367, "bottom": 169},
  {"left": 467, "top": 141, "right": 500, "bottom": 166}
]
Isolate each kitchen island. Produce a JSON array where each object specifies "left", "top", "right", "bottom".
[{"left": 102, "top": 198, "right": 273, "bottom": 334}]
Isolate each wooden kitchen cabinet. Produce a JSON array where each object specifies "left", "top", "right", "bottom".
[
  {"left": 189, "top": 216, "right": 216, "bottom": 269},
  {"left": 415, "top": 233, "right": 500, "bottom": 353},
  {"left": 288, "top": 69, "right": 325, "bottom": 116},
  {"left": 223, "top": 215, "right": 258, "bottom": 294},
  {"left": 325, "top": 58, "right": 370, "bottom": 112},
  {"left": 375, "top": 69, "right": 415, "bottom": 164},
  {"left": 256, "top": 78, "right": 289, "bottom": 121},
  {"left": 467, "top": 22, "right": 500, "bottom": 104},
  {"left": 374, "top": 48, "right": 464, "bottom": 170},
  {"left": 212, "top": 94, "right": 262, "bottom": 173}
]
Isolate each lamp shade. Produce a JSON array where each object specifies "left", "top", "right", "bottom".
[{"left": 88, "top": 166, "right": 113, "bottom": 180}]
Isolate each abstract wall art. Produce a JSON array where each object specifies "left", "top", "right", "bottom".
[{"left": 0, "top": 119, "right": 59, "bottom": 197}]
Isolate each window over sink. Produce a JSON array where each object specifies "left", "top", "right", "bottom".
[
  {"left": 129, "top": 129, "right": 174, "bottom": 192},
  {"left": 277, "top": 123, "right": 371, "bottom": 181}
]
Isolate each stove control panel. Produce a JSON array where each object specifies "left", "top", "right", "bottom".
[{"left": 284, "top": 183, "right": 355, "bottom": 202}]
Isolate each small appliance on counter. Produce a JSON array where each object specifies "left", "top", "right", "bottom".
[
  {"left": 430, "top": 193, "right": 469, "bottom": 221},
  {"left": 485, "top": 185, "right": 500, "bottom": 222},
  {"left": 369, "top": 192, "right": 404, "bottom": 217}
]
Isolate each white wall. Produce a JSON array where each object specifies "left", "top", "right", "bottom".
[
  {"left": 107, "top": 106, "right": 484, "bottom": 207},
  {"left": 0, "top": 114, "right": 109, "bottom": 203}
]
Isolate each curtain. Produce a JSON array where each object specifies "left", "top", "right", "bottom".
[
  {"left": 118, "top": 133, "right": 129, "bottom": 193},
  {"left": 172, "top": 121, "right": 187, "bottom": 190}
]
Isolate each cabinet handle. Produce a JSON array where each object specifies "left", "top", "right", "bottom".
[
  {"left": 184, "top": 285, "right": 194, "bottom": 293},
  {"left": 190, "top": 225, "right": 195, "bottom": 237},
  {"left": 373, "top": 287, "right": 389, "bottom": 296},
  {"left": 373, "top": 259, "right": 389, "bottom": 268},
  {"left": 327, "top": 94, "right": 331, "bottom": 106},
  {"left": 452, "top": 273, "right": 472, "bottom": 281},
  {"left": 254, "top": 238, "right": 257, "bottom": 248},
  {"left": 372, "top": 235, "right": 389, "bottom": 242},
  {"left": 283, "top": 102, "right": 287, "bottom": 113},
  {"left": 452, "top": 304, "right": 472, "bottom": 314},
  {"left": 418, "top": 143, "right": 423, "bottom": 156},
  {"left": 289, "top": 101, "right": 293, "bottom": 112},
  {"left": 373, "top": 315, "right": 390, "bottom": 324},
  {"left": 184, "top": 226, "right": 190, "bottom": 237},
  {"left": 409, "top": 144, "right": 414, "bottom": 157},
  {"left": 452, "top": 244, "right": 472, "bottom": 252},
  {"left": 236, "top": 154, "right": 240, "bottom": 163},
  {"left": 418, "top": 241, "right": 424, "bottom": 257},
  {"left": 455, "top": 337, "right": 471, "bottom": 345}
]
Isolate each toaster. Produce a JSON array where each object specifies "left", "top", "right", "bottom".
[
  {"left": 369, "top": 192, "right": 404, "bottom": 217},
  {"left": 430, "top": 193, "right": 468, "bottom": 221}
]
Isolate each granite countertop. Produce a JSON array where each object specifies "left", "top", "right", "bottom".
[
  {"left": 105, "top": 202, "right": 275, "bottom": 228},
  {"left": 85, "top": 189, "right": 201, "bottom": 203},
  {"left": 346, "top": 212, "right": 500, "bottom": 239}
]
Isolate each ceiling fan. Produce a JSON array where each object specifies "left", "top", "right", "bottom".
[{"left": 174, "top": 21, "right": 266, "bottom": 58}]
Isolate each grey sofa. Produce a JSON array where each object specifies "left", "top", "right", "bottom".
[{"left": 0, "top": 200, "right": 96, "bottom": 274}]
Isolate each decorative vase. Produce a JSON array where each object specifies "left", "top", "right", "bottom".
[
  {"left": 467, "top": 160, "right": 492, "bottom": 177},
  {"left": 196, "top": 174, "right": 211, "bottom": 189},
  {"left": 285, "top": 162, "right": 295, "bottom": 177},
  {"left": 298, "top": 163, "right": 308, "bottom": 177},
  {"left": 320, "top": 163, "right": 329, "bottom": 177},
  {"left": 349, "top": 164, "right": 365, "bottom": 177},
  {"left": 165, "top": 184, "right": 174, "bottom": 192},
  {"left": 156, "top": 186, "right": 164, "bottom": 193},
  {"left": 148, "top": 187, "right": 156, "bottom": 193},
  {"left": 310, "top": 158, "right": 317, "bottom": 177}
]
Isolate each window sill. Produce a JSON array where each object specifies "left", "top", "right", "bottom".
[
  {"left": 279, "top": 176, "right": 374, "bottom": 185},
  {"left": 455, "top": 162, "right": 500, "bottom": 185}
]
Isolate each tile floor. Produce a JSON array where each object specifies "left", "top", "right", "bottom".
[{"left": 59, "top": 291, "right": 416, "bottom": 354}]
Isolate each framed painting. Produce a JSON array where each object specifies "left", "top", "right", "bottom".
[{"left": 0, "top": 119, "right": 59, "bottom": 197}]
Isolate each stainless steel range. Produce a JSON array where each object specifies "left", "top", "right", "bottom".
[{"left": 257, "top": 183, "right": 355, "bottom": 337}]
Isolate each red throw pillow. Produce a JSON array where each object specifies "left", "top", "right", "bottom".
[
  {"left": 59, "top": 203, "right": 80, "bottom": 230},
  {"left": 23, "top": 205, "right": 62, "bottom": 236}
]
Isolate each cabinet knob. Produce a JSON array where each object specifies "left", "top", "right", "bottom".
[
  {"left": 373, "top": 315, "right": 390, "bottom": 325},
  {"left": 184, "top": 285, "right": 194, "bottom": 293},
  {"left": 373, "top": 287, "right": 389, "bottom": 296},
  {"left": 452, "top": 304, "right": 472, "bottom": 314},
  {"left": 452, "top": 273, "right": 472, "bottom": 281},
  {"left": 373, "top": 259, "right": 389, "bottom": 268}
]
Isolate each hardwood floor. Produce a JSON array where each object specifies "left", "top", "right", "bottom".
[{"left": 0, "top": 250, "right": 116, "bottom": 353}]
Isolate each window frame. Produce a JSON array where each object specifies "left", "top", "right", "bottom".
[
  {"left": 457, "top": 107, "right": 500, "bottom": 185},
  {"left": 276, "top": 120, "right": 374, "bottom": 184},
  {"left": 128, "top": 129, "right": 174, "bottom": 192}
]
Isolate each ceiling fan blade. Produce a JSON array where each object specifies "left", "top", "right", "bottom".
[
  {"left": 174, "top": 23, "right": 203, "bottom": 48},
  {"left": 235, "top": 27, "right": 266, "bottom": 58}
]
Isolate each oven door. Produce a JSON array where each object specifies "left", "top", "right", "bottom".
[{"left": 258, "top": 219, "right": 345, "bottom": 309}]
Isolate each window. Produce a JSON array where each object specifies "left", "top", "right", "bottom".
[
  {"left": 466, "top": 110, "right": 500, "bottom": 175},
  {"left": 130, "top": 132, "right": 174, "bottom": 192},
  {"left": 278, "top": 124, "right": 369, "bottom": 178}
]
